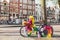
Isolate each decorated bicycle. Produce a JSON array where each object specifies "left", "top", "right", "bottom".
[{"left": 20, "top": 15, "right": 53, "bottom": 38}]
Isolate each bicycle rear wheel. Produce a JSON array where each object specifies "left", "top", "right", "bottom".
[{"left": 40, "top": 25, "right": 53, "bottom": 37}]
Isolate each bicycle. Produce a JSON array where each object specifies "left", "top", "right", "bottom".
[{"left": 20, "top": 24, "right": 53, "bottom": 37}]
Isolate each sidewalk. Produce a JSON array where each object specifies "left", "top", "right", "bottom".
[
  {"left": 0, "top": 25, "right": 22, "bottom": 28},
  {"left": 0, "top": 25, "right": 60, "bottom": 32},
  {"left": 0, "top": 36, "right": 59, "bottom": 40},
  {"left": 51, "top": 25, "right": 60, "bottom": 32}
]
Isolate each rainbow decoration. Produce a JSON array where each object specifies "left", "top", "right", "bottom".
[
  {"left": 23, "top": 15, "right": 38, "bottom": 37},
  {"left": 23, "top": 16, "right": 53, "bottom": 37}
]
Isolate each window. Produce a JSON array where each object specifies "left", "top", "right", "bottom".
[
  {"left": 1, "top": 11, "right": 4, "bottom": 14},
  {"left": 1, "top": 7, "right": 3, "bottom": 10},
  {"left": 33, "top": 6, "right": 35, "bottom": 9},
  {"left": 20, "top": 4, "right": 22, "bottom": 9},
  {"left": 32, "top": 1, "right": 35, "bottom": 4},
  {"left": 20, "top": 10, "right": 22, "bottom": 16},
  {"left": 28, "top": 0, "right": 32, "bottom": 4},
  {"left": 10, "top": 8, "right": 13, "bottom": 12},
  {"left": 10, "top": 0, "right": 13, "bottom": 2},
  {"left": 23, "top": 0, "right": 27, "bottom": 3},
  {"left": 9, "top": 14, "right": 12, "bottom": 16},
  {"left": 36, "top": 4, "right": 38, "bottom": 6},
  {"left": 28, "top": 6, "right": 32, "bottom": 9},
  {"left": 16, "top": 14, "right": 19, "bottom": 18},
  {"left": 20, "top": 0, "right": 22, "bottom": 3},
  {"left": 23, "top": 4, "right": 27, "bottom": 9},
  {"left": 33, "top": 11, "right": 35, "bottom": 15},
  {"left": 39, "top": 4, "right": 41, "bottom": 6},
  {"left": 13, "top": 14, "right": 15, "bottom": 17},
  {"left": 15, "top": 9, "right": 18, "bottom": 13},
  {"left": 23, "top": 10, "right": 27, "bottom": 14},
  {"left": 28, "top": 11, "right": 32, "bottom": 15},
  {"left": 4, "top": 3, "right": 6, "bottom": 5}
]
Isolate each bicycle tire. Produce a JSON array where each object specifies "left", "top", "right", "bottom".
[
  {"left": 20, "top": 27, "right": 38, "bottom": 37},
  {"left": 40, "top": 25, "right": 53, "bottom": 37},
  {"left": 20, "top": 27, "right": 27, "bottom": 37},
  {"left": 19, "top": 25, "right": 53, "bottom": 37},
  {"left": 51, "top": 26, "right": 53, "bottom": 37}
]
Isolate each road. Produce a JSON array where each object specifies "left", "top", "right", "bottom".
[{"left": 0, "top": 25, "right": 59, "bottom": 40}]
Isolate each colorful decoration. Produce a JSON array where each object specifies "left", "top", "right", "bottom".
[
  {"left": 40, "top": 25, "right": 53, "bottom": 37},
  {"left": 23, "top": 15, "right": 38, "bottom": 37},
  {"left": 47, "top": 33, "right": 51, "bottom": 38},
  {"left": 23, "top": 16, "right": 53, "bottom": 37}
]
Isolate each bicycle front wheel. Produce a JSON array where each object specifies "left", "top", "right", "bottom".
[{"left": 20, "top": 27, "right": 28, "bottom": 37}]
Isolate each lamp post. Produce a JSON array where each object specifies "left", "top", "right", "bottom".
[
  {"left": 43, "top": 0, "right": 47, "bottom": 25},
  {"left": 58, "top": 0, "right": 60, "bottom": 7}
]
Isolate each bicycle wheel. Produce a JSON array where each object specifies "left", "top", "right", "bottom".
[
  {"left": 20, "top": 27, "right": 28, "bottom": 37},
  {"left": 20, "top": 25, "right": 42, "bottom": 37},
  {"left": 50, "top": 26, "right": 53, "bottom": 37},
  {"left": 40, "top": 25, "right": 53, "bottom": 37}
]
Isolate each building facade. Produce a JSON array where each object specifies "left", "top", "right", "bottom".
[
  {"left": 0, "top": 0, "right": 35, "bottom": 24},
  {"left": 0, "top": 0, "right": 9, "bottom": 24},
  {"left": 35, "top": 0, "right": 43, "bottom": 22},
  {"left": 0, "top": 0, "right": 60, "bottom": 24},
  {"left": 9, "top": 0, "right": 35, "bottom": 18},
  {"left": 46, "top": 0, "right": 60, "bottom": 23}
]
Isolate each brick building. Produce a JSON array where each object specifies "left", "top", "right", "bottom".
[
  {"left": 0, "top": 0, "right": 35, "bottom": 24},
  {"left": 9, "top": 0, "right": 35, "bottom": 18},
  {"left": 0, "top": 0, "right": 9, "bottom": 21}
]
